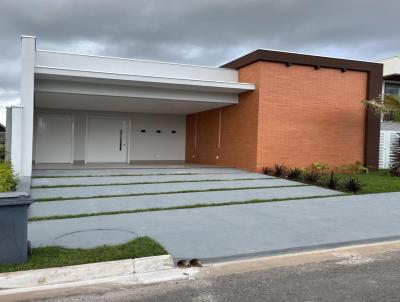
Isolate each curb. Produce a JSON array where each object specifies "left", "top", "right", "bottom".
[{"left": 0, "top": 255, "right": 181, "bottom": 291}]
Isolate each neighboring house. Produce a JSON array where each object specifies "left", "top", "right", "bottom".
[
  {"left": 377, "top": 56, "right": 400, "bottom": 95},
  {"left": 376, "top": 56, "right": 400, "bottom": 169},
  {"left": 7, "top": 36, "right": 383, "bottom": 181}
]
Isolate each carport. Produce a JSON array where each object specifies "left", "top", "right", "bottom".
[{"left": 8, "top": 36, "right": 254, "bottom": 185}]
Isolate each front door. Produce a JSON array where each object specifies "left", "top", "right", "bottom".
[
  {"left": 35, "top": 114, "right": 74, "bottom": 163},
  {"left": 86, "top": 117, "right": 129, "bottom": 163}
]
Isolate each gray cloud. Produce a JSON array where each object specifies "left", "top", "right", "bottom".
[{"left": 1, "top": 0, "right": 399, "bottom": 123}]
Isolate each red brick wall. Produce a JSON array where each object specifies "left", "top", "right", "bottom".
[
  {"left": 185, "top": 63, "right": 261, "bottom": 171},
  {"left": 186, "top": 61, "right": 368, "bottom": 172},
  {"left": 256, "top": 62, "right": 368, "bottom": 171}
]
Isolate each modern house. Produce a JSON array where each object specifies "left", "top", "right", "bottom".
[{"left": 6, "top": 36, "right": 383, "bottom": 184}]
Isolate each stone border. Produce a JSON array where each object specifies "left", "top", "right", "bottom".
[{"left": 0, "top": 255, "right": 175, "bottom": 290}]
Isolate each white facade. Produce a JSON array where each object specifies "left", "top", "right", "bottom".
[
  {"left": 33, "top": 109, "right": 186, "bottom": 164},
  {"left": 377, "top": 56, "right": 400, "bottom": 77},
  {"left": 8, "top": 36, "right": 255, "bottom": 180}
]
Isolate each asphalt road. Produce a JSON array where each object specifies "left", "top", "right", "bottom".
[{"left": 40, "top": 250, "right": 400, "bottom": 302}]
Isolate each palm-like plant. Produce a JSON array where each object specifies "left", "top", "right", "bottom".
[
  {"left": 364, "top": 94, "right": 400, "bottom": 122},
  {"left": 364, "top": 94, "right": 400, "bottom": 175}
]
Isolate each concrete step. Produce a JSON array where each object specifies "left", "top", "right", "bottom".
[
  {"left": 31, "top": 173, "right": 272, "bottom": 187},
  {"left": 32, "top": 168, "right": 248, "bottom": 178},
  {"left": 29, "top": 186, "right": 342, "bottom": 218},
  {"left": 31, "top": 178, "right": 302, "bottom": 200}
]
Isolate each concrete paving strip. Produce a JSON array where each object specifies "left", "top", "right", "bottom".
[
  {"left": 32, "top": 168, "right": 248, "bottom": 177},
  {"left": 28, "top": 192, "right": 400, "bottom": 261},
  {"left": 29, "top": 186, "right": 340, "bottom": 218},
  {"left": 31, "top": 173, "right": 272, "bottom": 187},
  {"left": 31, "top": 178, "right": 300, "bottom": 200}
]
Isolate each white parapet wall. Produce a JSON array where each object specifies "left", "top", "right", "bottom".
[{"left": 35, "top": 49, "right": 239, "bottom": 83}]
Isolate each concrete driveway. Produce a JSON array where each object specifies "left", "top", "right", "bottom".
[
  {"left": 29, "top": 192, "right": 400, "bottom": 262},
  {"left": 28, "top": 167, "right": 400, "bottom": 262}
]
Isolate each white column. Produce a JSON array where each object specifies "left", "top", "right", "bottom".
[{"left": 19, "top": 35, "right": 36, "bottom": 178}]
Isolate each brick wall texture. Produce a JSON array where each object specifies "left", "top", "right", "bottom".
[{"left": 186, "top": 61, "right": 368, "bottom": 172}]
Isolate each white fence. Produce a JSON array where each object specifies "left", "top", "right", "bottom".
[{"left": 379, "top": 130, "right": 399, "bottom": 169}]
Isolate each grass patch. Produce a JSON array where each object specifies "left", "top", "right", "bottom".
[
  {"left": 320, "top": 171, "right": 400, "bottom": 194},
  {"left": 29, "top": 193, "right": 346, "bottom": 222},
  {"left": 32, "top": 173, "right": 198, "bottom": 178},
  {"left": 0, "top": 236, "right": 166, "bottom": 273},
  {"left": 33, "top": 184, "right": 308, "bottom": 202},
  {"left": 31, "top": 178, "right": 271, "bottom": 189},
  {"left": 31, "top": 172, "right": 241, "bottom": 179}
]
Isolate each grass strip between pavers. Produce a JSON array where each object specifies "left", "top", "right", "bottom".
[
  {"left": 29, "top": 193, "right": 347, "bottom": 222},
  {"left": 33, "top": 184, "right": 308, "bottom": 202},
  {"left": 31, "top": 172, "right": 243, "bottom": 179},
  {"left": 0, "top": 236, "right": 167, "bottom": 273},
  {"left": 31, "top": 177, "right": 273, "bottom": 189}
]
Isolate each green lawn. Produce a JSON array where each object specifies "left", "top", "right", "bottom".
[
  {"left": 321, "top": 171, "right": 400, "bottom": 194},
  {"left": 0, "top": 236, "right": 166, "bottom": 273}
]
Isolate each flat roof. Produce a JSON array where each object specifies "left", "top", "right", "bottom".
[
  {"left": 222, "top": 49, "right": 383, "bottom": 72},
  {"left": 383, "top": 74, "right": 400, "bottom": 81}
]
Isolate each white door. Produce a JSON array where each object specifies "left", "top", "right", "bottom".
[
  {"left": 35, "top": 115, "right": 74, "bottom": 163},
  {"left": 86, "top": 117, "right": 129, "bottom": 163}
]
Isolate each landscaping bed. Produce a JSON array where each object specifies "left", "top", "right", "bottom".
[
  {"left": 264, "top": 163, "right": 400, "bottom": 194},
  {"left": 0, "top": 236, "right": 166, "bottom": 273},
  {"left": 321, "top": 171, "right": 400, "bottom": 194}
]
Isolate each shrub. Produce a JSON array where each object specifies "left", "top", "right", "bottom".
[
  {"left": 273, "top": 163, "right": 287, "bottom": 177},
  {"left": 0, "top": 144, "right": 5, "bottom": 161},
  {"left": 389, "top": 134, "right": 400, "bottom": 177},
  {"left": 311, "top": 162, "right": 329, "bottom": 174},
  {"left": 263, "top": 166, "right": 273, "bottom": 176},
  {"left": 351, "top": 161, "right": 369, "bottom": 174},
  {"left": 343, "top": 176, "right": 364, "bottom": 194},
  {"left": 327, "top": 171, "right": 339, "bottom": 190},
  {"left": 0, "top": 161, "right": 18, "bottom": 192},
  {"left": 303, "top": 171, "right": 320, "bottom": 184},
  {"left": 337, "top": 161, "right": 368, "bottom": 174},
  {"left": 287, "top": 168, "right": 303, "bottom": 180}
]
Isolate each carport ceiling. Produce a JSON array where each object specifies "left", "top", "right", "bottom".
[{"left": 35, "top": 92, "right": 231, "bottom": 114}]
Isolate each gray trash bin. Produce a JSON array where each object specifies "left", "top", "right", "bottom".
[{"left": 0, "top": 196, "right": 32, "bottom": 264}]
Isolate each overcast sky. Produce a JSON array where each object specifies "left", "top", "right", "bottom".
[{"left": 1, "top": 0, "right": 399, "bottom": 125}]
